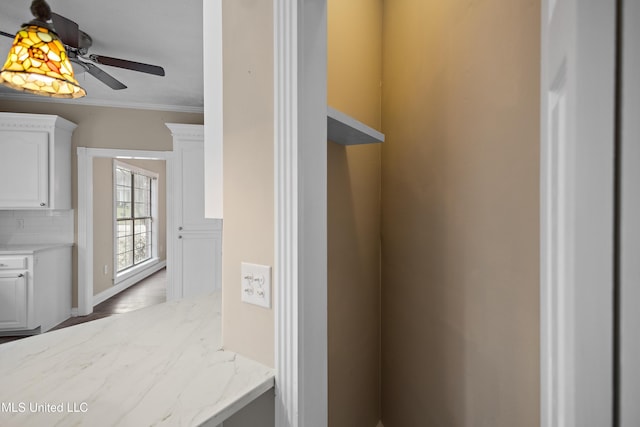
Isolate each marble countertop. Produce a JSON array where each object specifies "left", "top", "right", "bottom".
[
  {"left": 0, "top": 292, "right": 275, "bottom": 426},
  {"left": 0, "top": 243, "right": 73, "bottom": 255}
]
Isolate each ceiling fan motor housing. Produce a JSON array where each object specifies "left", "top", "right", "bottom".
[{"left": 77, "top": 30, "right": 92, "bottom": 54}]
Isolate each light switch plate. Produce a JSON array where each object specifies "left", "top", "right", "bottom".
[{"left": 241, "top": 262, "right": 272, "bottom": 309}]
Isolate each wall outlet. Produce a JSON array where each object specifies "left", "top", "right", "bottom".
[
  {"left": 241, "top": 262, "right": 272, "bottom": 309},
  {"left": 16, "top": 219, "right": 24, "bottom": 229},
  {"left": 103, "top": 265, "right": 109, "bottom": 275}
]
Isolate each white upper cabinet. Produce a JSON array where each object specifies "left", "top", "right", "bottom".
[{"left": 0, "top": 113, "right": 76, "bottom": 210}]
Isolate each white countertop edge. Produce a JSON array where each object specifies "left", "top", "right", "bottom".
[
  {"left": 0, "top": 243, "right": 73, "bottom": 254},
  {"left": 0, "top": 292, "right": 276, "bottom": 426},
  {"left": 202, "top": 374, "right": 275, "bottom": 426}
]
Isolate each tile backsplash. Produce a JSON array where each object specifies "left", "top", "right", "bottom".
[{"left": 0, "top": 210, "right": 74, "bottom": 245}]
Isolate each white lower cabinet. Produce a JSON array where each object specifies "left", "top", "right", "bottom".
[
  {"left": 0, "top": 246, "right": 72, "bottom": 335},
  {"left": 0, "top": 273, "right": 28, "bottom": 330}
]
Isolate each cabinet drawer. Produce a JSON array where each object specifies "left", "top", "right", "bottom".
[{"left": 0, "top": 257, "right": 27, "bottom": 269}]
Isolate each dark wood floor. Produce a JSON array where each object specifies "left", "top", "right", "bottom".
[{"left": 0, "top": 268, "right": 167, "bottom": 346}]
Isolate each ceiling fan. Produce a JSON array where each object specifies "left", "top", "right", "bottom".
[{"left": 0, "top": 0, "right": 165, "bottom": 91}]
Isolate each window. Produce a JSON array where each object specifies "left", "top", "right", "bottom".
[{"left": 114, "top": 162, "right": 157, "bottom": 273}]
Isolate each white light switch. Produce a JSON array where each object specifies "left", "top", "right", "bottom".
[{"left": 241, "top": 262, "right": 272, "bottom": 309}]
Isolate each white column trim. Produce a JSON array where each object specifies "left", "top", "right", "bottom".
[
  {"left": 274, "top": 0, "right": 328, "bottom": 425},
  {"left": 274, "top": 0, "right": 299, "bottom": 423}
]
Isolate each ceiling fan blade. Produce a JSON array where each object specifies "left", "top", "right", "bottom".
[
  {"left": 50, "top": 13, "right": 79, "bottom": 48},
  {"left": 0, "top": 30, "right": 15, "bottom": 39},
  {"left": 84, "top": 63, "right": 127, "bottom": 90},
  {"left": 88, "top": 54, "right": 165, "bottom": 76}
]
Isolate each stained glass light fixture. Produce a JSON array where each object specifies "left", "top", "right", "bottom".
[{"left": 0, "top": 0, "right": 85, "bottom": 98}]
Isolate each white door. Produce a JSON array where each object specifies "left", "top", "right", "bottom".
[
  {"left": 620, "top": 1, "right": 640, "bottom": 425},
  {"left": 0, "top": 131, "right": 48, "bottom": 208},
  {"left": 541, "top": 0, "right": 617, "bottom": 426},
  {"left": 170, "top": 134, "right": 222, "bottom": 299}
]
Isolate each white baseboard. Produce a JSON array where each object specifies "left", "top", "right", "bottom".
[
  {"left": 70, "top": 308, "right": 78, "bottom": 317},
  {"left": 93, "top": 261, "right": 166, "bottom": 306}
]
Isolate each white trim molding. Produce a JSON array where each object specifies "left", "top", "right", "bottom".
[
  {"left": 0, "top": 93, "right": 203, "bottom": 114},
  {"left": 274, "top": 0, "right": 328, "bottom": 426},
  {"left": 540, "top": 0, "right": 616, "bottom": 425},
  {"left": 620, "top": 1, "right": 640, "bottom": 423},
  {"left": 165, "top": 123, "right": 205, "bottom": 140},
  {"left": 76, "top": 147, "right": 173, "bottom": 316},
  {"left": 77, "top": 147, "right": 92, "bottom": 316},
  {"left": 94, "top": 260, "right": 166, "bottom": 306}
]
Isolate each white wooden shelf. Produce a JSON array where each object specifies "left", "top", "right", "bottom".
[{"left": 327, "top": 106, "right": 385, "bottom": 145}]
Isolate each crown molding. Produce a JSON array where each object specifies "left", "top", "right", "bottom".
[
  {"left": 0, "top": 92, "right": 204, "bottom": 114},
  {"left": 165, "top": 123, "right": 204, "bottom": 140},
  {"left": 0, "top": 112, "right": 78, "bottom": 132}
]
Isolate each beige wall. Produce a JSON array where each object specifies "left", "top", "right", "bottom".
[
  {"left": 221, "top": 0, "right": 274, "bottom": 367},
  {"left": 93, "top": 158, "right": 166, "bottom": 295},
  {"left": 0, "top": 100, "right": 203, "bottom": 305},
  {"left": 327, "top": 0, "right": 382, "bottom": 426},
  {"left": 93, "top": 157, "right": 112, "bottom": 295},
  {"left": 380, "top": 0, "right": 540, "bottom": 425}
]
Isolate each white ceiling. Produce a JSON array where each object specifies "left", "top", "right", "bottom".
[{"left": 0, "top": 0, "right": 204, "bottom": 112}]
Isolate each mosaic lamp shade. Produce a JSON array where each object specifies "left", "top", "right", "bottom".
[{"left": 0, "top": 24, "right": 86, "bottom": 98}]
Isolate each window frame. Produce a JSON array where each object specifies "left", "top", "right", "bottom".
[{"left": 113, "top": 160, "right": 159, "bottom": 283}]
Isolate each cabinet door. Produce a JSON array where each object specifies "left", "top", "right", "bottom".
[
  {"left": 174, "top": 141, "right": 218, "bottom": 231},
  {"left": 170, "top": 137, "right": 222, "bottom": 299},
  {"left": 0, "top": 131, "right": 49, "bottom": 208},
  {"left": 176, "top": 232, "right": 222, "bottom": 298},
  {"left": 0, "top": 273, "right": 27, "bottom": 329}
]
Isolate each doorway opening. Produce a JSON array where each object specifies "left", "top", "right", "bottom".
[{"left": 77, "top": 148, "right": 173, "bottom": 316}]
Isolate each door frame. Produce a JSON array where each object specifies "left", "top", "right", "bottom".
[
  {"left": 619, "top": 0, "right": 640, "bottom": 423},
  {"left": 275, "top": 0, "right": 619, "bottom": 425},
  {"left": 540, "top": 0, "right": 617, "bottom": 425},
  {"left": 76, "top": 147, "right": 173, "bottom": 316}
]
